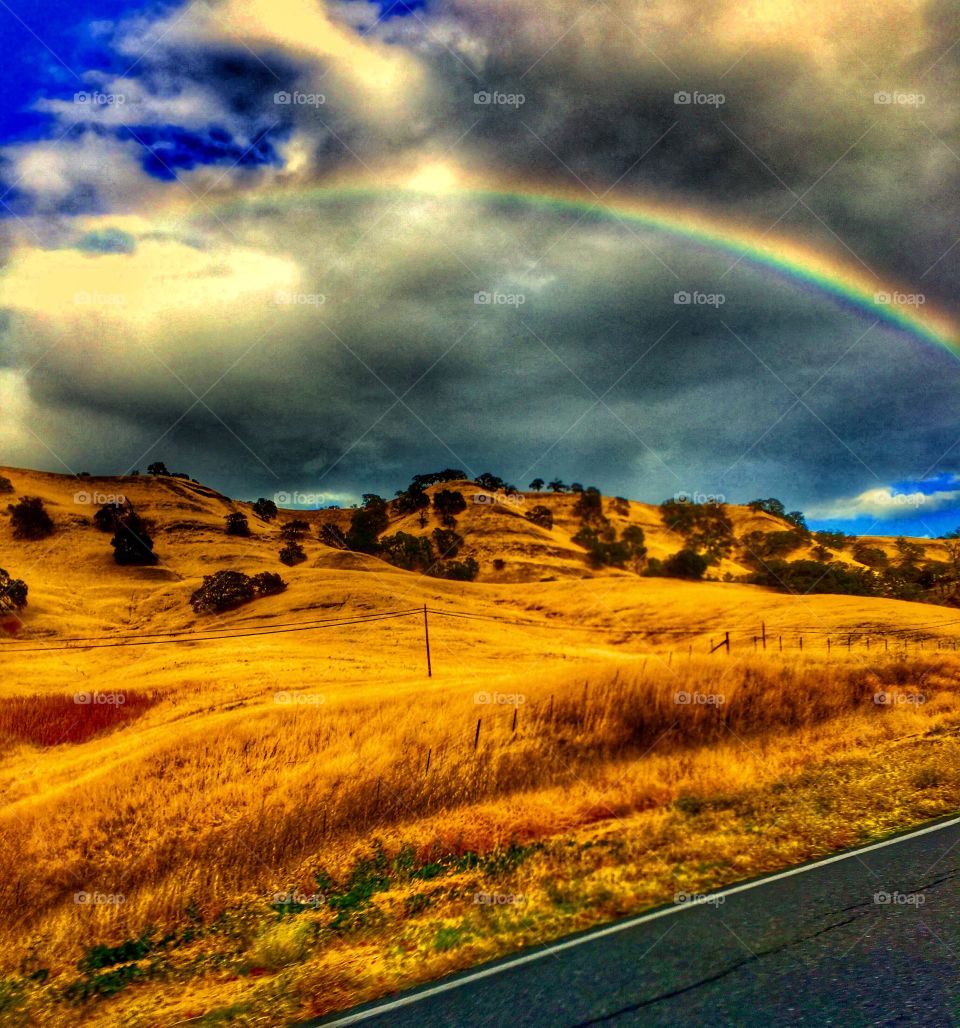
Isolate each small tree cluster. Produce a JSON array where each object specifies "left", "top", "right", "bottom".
[
  {"left": 645, "top": 549, "right": 709, "bottom": 580},
  {"left": 433, "top": 489, "right": 467, "bottom": 526},
  {"left": 394, "top": 482, "right": 430, "bottom": 515},
  {"left": 659, "top": 499, "right": 734, "bottom": 562},
  {"left": 190, "top": 570, "right": 287, "bottom": 614},
  {"left": 573, "top": 524, "right": 646, "bottom": 570},
  {"left": 346, "top": 495, "right": 390, "bottom": 554},
  {"left": 411, "top": 469, "right": 466, "bottom": 488}
]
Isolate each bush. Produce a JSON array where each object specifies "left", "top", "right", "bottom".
[
  {"left": 7, "top": 497, "right": 54, "bottom": 540},
  {"left": 191, "top": 571, "right": 255, "bottom": 614},
  {"left": 814, "top": 530, "right": 848, "bottom": 549},
  {"left": 190, "top": 570, "right": 287, "bottom": 614},
  {"left": 525, "top": 505, "right": 554, "bottom": 530},
  {"left": 429, "top": 557, "right": 479, "bottom": 581},
  {"left": 0, "top": 475, "right": 13, "bottom": 494},
  {"left": 663, "top": 549, "right": 709, "bottom": 580},
  {"left": 253, "top": 498, "right": 278, "bottom": 521},
  {"left": 750, "top": 559, "right": 876, "bottom": 596},
  {"left": 279, "top": 542, "right": 307, "bottom": 566},
  {"left": 250, "top": 572, "right": 287, "bottom": 597},
  {"left": 225, "top": 512, "right": 251, "bottom": 537},
  {"left": 111, "top": 510, "right": 158, "bottom": 565},
  {"left": 0, "top": 568, "right": 27, "bottom": 612}
]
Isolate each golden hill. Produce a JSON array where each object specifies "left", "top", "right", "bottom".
[{"left": 0, "top": 464, "right": 952, "bottom": 645}]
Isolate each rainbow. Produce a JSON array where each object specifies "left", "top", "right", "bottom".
[{"left": 212, "top": 176, "right": 959, "bottom": 352}]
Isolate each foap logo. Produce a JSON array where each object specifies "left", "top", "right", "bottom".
[
  {"left": 674, "top": 290, "right": 725, "bottom": 307},
  {"left": 474, "top": 691, "right": 526, "bottom": 706},
  {"left": 875, "top": 291, "right": 926, "bottom": 307},
  {"left": 74, "top": 691, "right": 126, "bottom": 706},
  {"left": 874, "top": 890, "right": 925, "bottom": 906},
  {"left": 474, "top": 892, "right": 526, "bottom": 905},
  {"left": 272, "top": 890, "right": 326, "bottom": 908},
  {"left": 674, "top": 691, "right": 726, "bottom": 706},
  {"left": 874, "top": 91, "right": 925, "bottom": 106},
  {"left": 74, "top": 291, "right": 126, "bottom": 307},
  {"left": 274, "top": 91, "right": 326, "bottom": 107},
  {"left": 674, "top": 90, "right": 725, "bottom": 107},
  {"left": 674, "top": 891, "right": 725, "bottom": 908},
  {"left": 74, "top": 491, "right": 126, "bottom": 507},
  {"left": 274, "top": 691, "right": 326, "bottom": 706},
  {"left": 74, "top": 891, "right": 125, "bottom": 906},
  {"left": 275, "top": 491, "right": 325, "bottom": 506},
  {"left": 473, "top": 491, "right": 525, "bottom": 509},
  {"left": 275, "top": 290, "right": 325, "bottom": 307},
  {"left": 874, "top": 692, "right": 926, "bottom": 707},
  {"left": 74, "top": 90, "right": 125, "bottom": 106},
  {"left": 674, "top": 491, "right": 725, "bottom": 505},
  {"left": 473, "top": 90, "right": 526, "bottom": 108},
  {"left": 474, "top": 291, "right": 526, "bottom": 307}
]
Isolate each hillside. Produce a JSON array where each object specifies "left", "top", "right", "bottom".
[{"left": 0, "top": 465, "right": 953, "bottom": 644}]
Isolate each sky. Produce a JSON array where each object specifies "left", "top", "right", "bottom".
[{"left": 0, "top": 0, "right": 959, "bottom": 535}]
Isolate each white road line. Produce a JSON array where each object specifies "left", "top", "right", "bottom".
[{"left": 315, "top": 814, "right": 960, "bottom": 1026}]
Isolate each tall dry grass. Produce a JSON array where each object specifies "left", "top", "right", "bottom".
[{"left": 1, "top": 650, "right": 957, "bottom": 972}]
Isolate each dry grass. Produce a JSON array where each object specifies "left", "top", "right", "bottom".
[{"left": 1, "top": 646, "right": 958, "bottom": 1025}]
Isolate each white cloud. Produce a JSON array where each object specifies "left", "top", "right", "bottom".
[{"left": 810, "top": 482, "right": 960, "bottom": 521}]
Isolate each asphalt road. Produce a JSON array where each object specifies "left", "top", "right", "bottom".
[{"left": 307, "top": 815, "right": 960, "bottom": 1027}]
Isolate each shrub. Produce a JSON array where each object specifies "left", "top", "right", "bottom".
[
  {"left": 279, "top": 542, "right": 307, "bottom": 566},
  {"left": 191, "top": 571, "right": 256, "bottom": 613},
  {"left": 7, "top": 497, "right": 54, "bottom": 540},
  {"left": 814, "top": 530, "right": 848, "bottom": 549},
  {"left": 250, "top": 572, "right": 287, "bottom": 597},
  {"left": 0, "top": 568, "right": 27, "bottom": 612},
  {"left": 525, "top": 505, "right": 554, "bottom": 530},
  {"left": 225, "top": 512, "right": 251, "bottom": 537},
  {"left": 429, "top": 558, "right": 479, "bottom": 581},
  {"left": 0, "top": 475, "right": 13, "bottom": 494}
]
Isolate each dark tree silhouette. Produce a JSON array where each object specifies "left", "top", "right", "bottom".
[
  {"left": 147, "top": 462, "right": 169, "bottom": 476},
  {"left": 279, "top": 541, "right": 307, "bottom": 566},
  {"left": 111, "top": 510, "right": 159, "bottom": 565},
  {"left": 7, "top": 497, "right": 54, "bottom": 540},
  {"left": 529, "top": 478, "right": 544, "bottom": 492},
  {"left": 225, "top": 512, "right": 251, "bottom": 537},
  {"left": 253, "top": 498, "right": 278, "bottom": 521}
]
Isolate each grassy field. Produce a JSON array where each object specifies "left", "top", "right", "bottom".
[{"left": 1, "top": 468, "right": 959, "bottom": 1024}]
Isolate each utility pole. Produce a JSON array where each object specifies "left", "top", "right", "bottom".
[{"left": 423, "top": 603, "right": 432, "bottom": 678}]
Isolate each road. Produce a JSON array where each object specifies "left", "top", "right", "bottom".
[{"left": 306, "top": 815, "right": 960, "bottom": 1027}]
